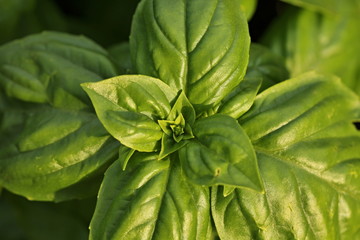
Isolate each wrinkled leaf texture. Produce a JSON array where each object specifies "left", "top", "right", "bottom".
[
  {"left": 89, "top": 153, "right": 213, "bottom": 240},
  {"left": 82, "top": 75, "right": 177, "bottom": 152},
  {"left": 130, "top": 0, "right": 250, "bottom": 111},
  {"left": 179, "top": 114, "right": 263, "bottom": 191},
  {"left": 212, "top": 72, "right": 360, "bottom": 239},
  {"left": 0, "top": 32, "right": 119, "bottom": 201}
]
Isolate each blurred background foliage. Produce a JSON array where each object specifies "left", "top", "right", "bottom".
[
  {"left": 0, "top": 0, "right": 281, "bottom": 47},
  {"left": 0, "top": 189, "right": 96, "bottom": 240},
  {"left": 0, "top": 0, "right": 140, "bottom": 46}
]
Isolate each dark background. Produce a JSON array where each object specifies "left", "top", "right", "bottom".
[{"left": 52, "top": 0, "right": 281, "bottom": 47}]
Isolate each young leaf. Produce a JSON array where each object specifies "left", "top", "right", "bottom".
[
  {"left": 82, "top": 75, "right": 177, "bottom": 152},
  {"left": 0, "top": 31, "right": 118, "bottom": 110},
  {"left": 158, "top": 133, "right": 189, "bottom": 160},
  {"left": 130, "top": 0, "right": 250, "bottom": 110},
  {"left": 179, "top": 114, "right": 263, "bottom": 192},
  {"left": 167, "top": 91, "right": 196, "bottom": 126},
  {"left": 117, "top": 145, "right": 135, "bottom": 170},
  {"left": 212, "top": 72, "right": 360, "bottom": 239},
  {"left": 89, "top": 153, "right": 212, "bottom": 240},
  {"left": 158, "top": 91, "right": 195, "bottom": 158}
]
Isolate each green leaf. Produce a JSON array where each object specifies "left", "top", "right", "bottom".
[
  {"left": 218, "top": 43, "right": 288, "bottom": 118},
  {"left": 212, "top": 72, "right": 360, "bottom": 239},
  {"left": 82, "top": 75, "right": 177, "bottom": 152},
  {"left": 0, "top": 106, "right": 119, "bottom": 201},
  {"left": 107, "top": 42, "right": 133, "bottom": 74},
  {"left": 158, "top": 133, "right": 189, "bottom": 160},
  {"left": 117, "top": 145, "right": 135, "bottom": 170},
  {"left": 158, "top": 91, "right": 195, "bottom": 158},
  {"left": 179, "top": 114, "right": 263, "bottom": 191},
  {"left": 0, "top": 32, "right": 120, "bottom": 201},
  {"left": 217, "top": 76, "right": 262, "bottom": 119},
  {"left": 89, "top": 153, "right": 212, "bottom": 240},
  {"left": 246, "top": 43, "right": 289, "bottom": 92},
  {"left": 130, "top": 0, "right": 250, "bottom": 110},
  {"left": 0, "top": 31, "right": 118, "bottom": 110},
  {"left": 167, "top": 91, "right": 196, "bottom": 125},
  {"left": 262, "top": 6, "right": 360, "bottom": 95},
  {"left": 240, "top": 0, "right": 257, "bottom": 20}
]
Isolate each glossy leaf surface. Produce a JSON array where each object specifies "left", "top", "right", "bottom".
[
  {"left": 179, "top": 114, "right": 263, "bottom": 191},
  {"left": 240, "top": 0, "right": 257, "bottom": 20},
  {"left": 0, "top": 31, "right": 118, "bottom": 110},
  {"left": 90, "top": 153, "right": 212, "bottom": 240},
  {"left": 212, "top": 72, "right": 360, "bottom": 239},
  {"left": 131, "top": 0, "right": 250, "bottom": 109},
  {"left": 82, "top": 75, "right": 177, "bottom": 152},
  {"left": 0, "top": 32, "right": 119, "bottom": 201},
  {"left": 0, "top": 106, "right": 119, "bottom": 201},
  {"left": 217, "top": 76, "right": 261, "bottom": 119}
]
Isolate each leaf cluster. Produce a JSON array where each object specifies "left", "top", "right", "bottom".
[{"left": 0, "top": 0, "right": 359, "bottom": 239}]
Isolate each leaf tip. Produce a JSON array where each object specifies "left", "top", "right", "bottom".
[{"left": 80, "top": 82, "right": 92, "bottom": 90}]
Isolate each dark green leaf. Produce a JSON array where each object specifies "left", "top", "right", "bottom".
[
  {"left": 0, "top": 31, "right": 118, "bottom": 110},
  {"left": 130, "top": 0, "right": 250, "bottom": 110},
  {"left": 212, "top": 72, "right": 360, "bottom": 239},
  {"left": 89, "top": 153, "right": 212, "bottom": 240},
  {"left": 117, "top": 145, "right": 135, "bottom": 170},
  {"left": 0, "top": 106, "right": 119, "bottom": 201},
  {"left": 218, "top": 77, "right": 262, "bottom": 119},
  {"left": 0, "top": 0, "right": 67, "bottom": 45},
  {"left": 0, "top": 32, "right": 120, "bottom": 201},
  {"left": 107, "top": 42, "right": 133, "bottom": 73},
  {"left": 158, "top": 133, "right": 189, "bottom": 160},
  {"left": 82, "top": 75, "right": 177, "bottom": 152},
  {"left": 0, "top": 0, "right": 36, "bottom": 44},
  {"left": 246, "top": 43, "right": 289, "bottom": 92},
  {"left": 0, "top": 190, "right": 94, "bottom": 240},
  {"left": 179, "top": 114, "right": 263, "bottom": 191}
]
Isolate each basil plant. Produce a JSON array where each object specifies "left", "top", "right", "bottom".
[{"left": 0, "top": 0, "right": 359, "bottom": 239}]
